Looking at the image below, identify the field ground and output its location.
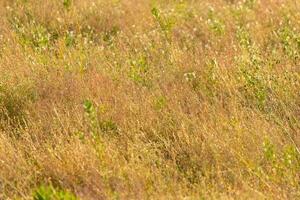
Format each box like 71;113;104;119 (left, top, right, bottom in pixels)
0;0;299;199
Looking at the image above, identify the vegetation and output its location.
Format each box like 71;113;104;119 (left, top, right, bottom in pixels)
0;0;299;199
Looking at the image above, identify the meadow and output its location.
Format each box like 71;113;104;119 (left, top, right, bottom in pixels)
0;0;299;199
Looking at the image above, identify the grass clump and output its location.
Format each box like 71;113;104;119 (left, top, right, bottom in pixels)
0;81;35;127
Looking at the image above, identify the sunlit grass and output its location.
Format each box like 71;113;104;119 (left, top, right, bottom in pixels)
0;0;299;199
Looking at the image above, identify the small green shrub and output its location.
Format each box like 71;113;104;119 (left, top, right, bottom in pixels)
185;59;222;101
83;100;118;137
151;7;176;41
207;8;225;36
203;59;221;98
103;26;119;46
129;55;151;87
63;0;72;10
9;15;57;51
244;0;257;9
33;185;78;200
99;120;118;133
65;31;76;47
239;66;268;110
236;26;252;50
263;139;276;162
235;26;270;110
154;96;167;110
276;19;300;61
259;139;300;186
83;99;98;137
283;145;300;169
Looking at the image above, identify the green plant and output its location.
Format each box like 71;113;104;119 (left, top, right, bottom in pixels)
276;19;300;61
240;66;268;110
9;15;56;50
63;0;72;10
282;145;300;170
83;99;98;137
154;96;167;110
244;0;257;9
236;26;252;50
129;55;151;86
65;31;75;47
263;139;276;162
103;26;119;46
151;7;176;41
83;100;118;136
33;185;78;200
203;58;221;98
207;8;225;36
235;25;269;110
99;119;118;133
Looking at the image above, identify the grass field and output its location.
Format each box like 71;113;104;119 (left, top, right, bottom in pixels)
0;0;299;199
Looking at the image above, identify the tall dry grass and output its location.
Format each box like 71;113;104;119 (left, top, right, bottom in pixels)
0;0;299;199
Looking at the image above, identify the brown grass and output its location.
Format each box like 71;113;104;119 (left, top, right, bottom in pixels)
0;0;299;199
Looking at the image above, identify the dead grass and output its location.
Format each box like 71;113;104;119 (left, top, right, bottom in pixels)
0;0;299;199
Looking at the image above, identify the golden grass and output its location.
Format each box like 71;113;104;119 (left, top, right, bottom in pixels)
0;0;299;199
